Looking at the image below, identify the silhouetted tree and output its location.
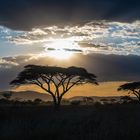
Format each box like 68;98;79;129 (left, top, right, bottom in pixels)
1;92;12;100
10;65;98;108
110;98;117;103
83;97;94;105
34;98;43;104
120;96;133;104
118;82;140;103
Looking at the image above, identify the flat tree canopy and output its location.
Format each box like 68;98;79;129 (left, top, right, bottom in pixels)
10;65;98;107
118;82;140;102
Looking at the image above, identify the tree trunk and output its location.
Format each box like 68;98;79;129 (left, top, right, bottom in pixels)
57;97;62;107
52;96;58;109
138;96;140;104
52;96;61;110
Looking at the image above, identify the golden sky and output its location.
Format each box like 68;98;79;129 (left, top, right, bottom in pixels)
14;81;128;98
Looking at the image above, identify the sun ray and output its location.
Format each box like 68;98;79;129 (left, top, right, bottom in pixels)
43;38;80;60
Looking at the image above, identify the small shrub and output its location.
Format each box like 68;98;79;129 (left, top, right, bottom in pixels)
33;98;43;105
93;102;102;108
61;99;70;105
70;100;81;106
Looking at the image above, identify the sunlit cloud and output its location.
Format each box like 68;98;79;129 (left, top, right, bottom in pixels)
0;58;19;68
0;26;24;41
0;20;139;56
0;21;140;56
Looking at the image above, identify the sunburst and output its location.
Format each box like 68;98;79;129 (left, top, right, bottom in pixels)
44;38;78;60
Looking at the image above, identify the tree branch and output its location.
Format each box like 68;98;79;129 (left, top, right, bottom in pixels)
59;79;81;99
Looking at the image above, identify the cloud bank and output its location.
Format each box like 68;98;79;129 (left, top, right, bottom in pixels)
1;54;140;90
10;21;140;56
0;0;139;30
0;21;140;90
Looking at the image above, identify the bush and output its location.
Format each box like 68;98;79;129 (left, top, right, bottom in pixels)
33;98;43;105
93;101;102;108
70;100;81;106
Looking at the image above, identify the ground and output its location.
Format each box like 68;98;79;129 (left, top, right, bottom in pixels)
0;104;140;140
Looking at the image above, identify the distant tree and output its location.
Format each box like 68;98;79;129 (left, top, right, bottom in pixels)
1;92;12;100
118;82;140;103
33;98;43;104
110;98;117;103
26;100;33;105
120;96;133;104
83;97;94;105
10;65;98;108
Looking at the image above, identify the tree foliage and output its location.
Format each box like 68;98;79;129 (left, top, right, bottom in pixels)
118;82;140;103
10;65;98;107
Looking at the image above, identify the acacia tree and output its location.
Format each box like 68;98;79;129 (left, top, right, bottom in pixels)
10;65;98;107
118;82;140;103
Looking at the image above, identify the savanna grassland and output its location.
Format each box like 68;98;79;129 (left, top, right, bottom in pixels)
0;102;140;140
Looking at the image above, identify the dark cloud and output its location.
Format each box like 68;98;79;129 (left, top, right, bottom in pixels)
85;54;140;81
78;42;106;48
46;48;83;52
1;54;140;90
63;48;83;53
0;0;139;30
